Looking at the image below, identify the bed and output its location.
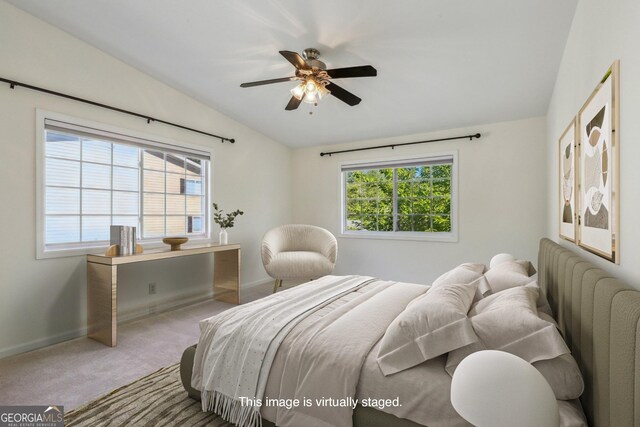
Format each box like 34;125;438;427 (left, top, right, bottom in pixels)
180;238;639;426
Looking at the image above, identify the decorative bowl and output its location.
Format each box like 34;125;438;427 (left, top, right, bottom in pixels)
162;237;189;251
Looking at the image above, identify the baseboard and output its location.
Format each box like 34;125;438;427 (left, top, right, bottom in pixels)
0;327;89;360
0;294;211;360
0;278;272;360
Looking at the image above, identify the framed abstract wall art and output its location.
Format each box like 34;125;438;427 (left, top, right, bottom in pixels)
577;60;620;263
559;120;576;242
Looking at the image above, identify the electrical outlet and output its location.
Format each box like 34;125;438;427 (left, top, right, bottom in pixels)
148;282;157;295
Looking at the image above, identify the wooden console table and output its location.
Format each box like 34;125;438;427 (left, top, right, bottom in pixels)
86;243;240;347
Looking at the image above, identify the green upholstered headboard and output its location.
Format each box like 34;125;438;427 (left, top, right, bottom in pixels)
538;238;640;427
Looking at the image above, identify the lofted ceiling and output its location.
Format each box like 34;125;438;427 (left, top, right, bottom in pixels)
8;0;578;148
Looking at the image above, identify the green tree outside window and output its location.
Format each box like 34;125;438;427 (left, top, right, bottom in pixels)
345;163;452;233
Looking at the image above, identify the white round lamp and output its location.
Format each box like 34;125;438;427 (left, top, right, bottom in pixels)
450;350;559;427
489;253;516;268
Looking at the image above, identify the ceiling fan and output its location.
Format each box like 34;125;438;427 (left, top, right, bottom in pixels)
240;48;377;111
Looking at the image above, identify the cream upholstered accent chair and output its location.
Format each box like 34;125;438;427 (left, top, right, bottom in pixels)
261;224;338;293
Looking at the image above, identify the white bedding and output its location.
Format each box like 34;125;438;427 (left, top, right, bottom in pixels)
264;280;427;427
359;341;588;427
192;275;377;427
359;347;465;427
193;275;588;427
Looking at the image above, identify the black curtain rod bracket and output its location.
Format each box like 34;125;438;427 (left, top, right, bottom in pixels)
319;133;481;157
1;76;235;144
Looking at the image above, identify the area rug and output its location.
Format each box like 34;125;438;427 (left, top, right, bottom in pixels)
65;364;233;426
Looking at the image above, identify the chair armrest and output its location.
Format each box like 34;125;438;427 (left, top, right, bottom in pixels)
317;232;338;264
261;229;284;267
261;239;276;266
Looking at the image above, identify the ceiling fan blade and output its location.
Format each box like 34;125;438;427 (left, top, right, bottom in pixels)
279;50;310;70
326;82;361;106
240;77;295;88
326;65;377;79
285;95;303;110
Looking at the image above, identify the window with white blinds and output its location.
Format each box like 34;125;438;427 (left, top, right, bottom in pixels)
340;154;458;241
39;115;211;256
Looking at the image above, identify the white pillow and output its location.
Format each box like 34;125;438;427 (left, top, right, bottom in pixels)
533;352;584;400
432;263;486;300
489;253;516;268
526;309;584;399
445;285;569;376
538;311;557;325
526;282;554;317
489;253;537;275
519;260;537;276
377;282;479;376
432;263;486;288
483;260;534;294
468;275;492;301
491;260;528;275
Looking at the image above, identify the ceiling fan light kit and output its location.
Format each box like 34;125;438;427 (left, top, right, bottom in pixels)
290;71;330;105
240;48;377;111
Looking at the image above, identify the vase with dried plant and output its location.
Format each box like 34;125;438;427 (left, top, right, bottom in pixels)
213;202;244;245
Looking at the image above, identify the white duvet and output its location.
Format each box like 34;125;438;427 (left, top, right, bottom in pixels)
192;275;588;427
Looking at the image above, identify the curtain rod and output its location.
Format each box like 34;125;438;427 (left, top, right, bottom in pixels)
319;133;481;157
0;76;235;144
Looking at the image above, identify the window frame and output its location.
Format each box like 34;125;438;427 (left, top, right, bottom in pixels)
36;109;214;259
339;151;458;242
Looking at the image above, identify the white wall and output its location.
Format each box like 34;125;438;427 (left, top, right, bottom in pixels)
546;0;640;287
0;1;291;358
291;117;547;284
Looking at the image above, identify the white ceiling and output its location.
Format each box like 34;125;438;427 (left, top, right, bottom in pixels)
8;0;577;148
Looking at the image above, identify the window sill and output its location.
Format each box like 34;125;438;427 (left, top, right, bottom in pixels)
339;231;458;243
37;236;214;259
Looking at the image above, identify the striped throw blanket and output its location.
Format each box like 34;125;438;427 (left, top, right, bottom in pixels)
191;275;375;427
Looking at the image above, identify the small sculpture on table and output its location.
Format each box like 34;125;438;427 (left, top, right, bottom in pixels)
162;237;189;251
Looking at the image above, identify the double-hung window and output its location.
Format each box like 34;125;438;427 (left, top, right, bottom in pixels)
341;154;457;241
38;112;211;258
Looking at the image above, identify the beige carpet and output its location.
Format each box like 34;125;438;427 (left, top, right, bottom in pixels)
0;282;287;411
65;364;232;427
